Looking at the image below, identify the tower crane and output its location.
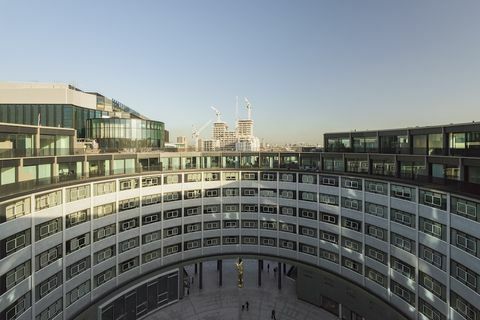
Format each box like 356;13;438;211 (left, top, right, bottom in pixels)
244;98;252;120
192;119;212;151
211;106;222;122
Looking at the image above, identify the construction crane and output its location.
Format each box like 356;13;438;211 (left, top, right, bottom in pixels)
192;119;212;151
211;106;222;122
244;98;252;120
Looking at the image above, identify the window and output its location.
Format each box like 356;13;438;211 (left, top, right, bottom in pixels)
36;218;62;240
280;223;295;233
164;209;180;220
420;245;444;269
66;279;90;306
321;176;337;186
261;221;276;230
185;206;201;216
119;257;139;273
320;249;339;263
224;220;239;228
343;178;361;190
366;224;386;241
261;173;276;181
419;298;446;320
366;267;386;287
391;184;415;201
164;227;180;238
185;223;201;233
453;229;477;255
365;181;387;195
119;237;139;253
36;297;62;320
224;172;238;181
279;190;295;199
205;188;219;197
342;257;361;273
142;213;160;225
67;233;90;254
319;193;339;206
143;231;161;244
321;213;338;224
223;188;239;197
4;197;31;221
260;205;276;214
242;204;257;212
391;233;415;253
391;281;414;305
66;209;89;228
300;191;316;202
185;173;202;182
391;257;415;280
451;291;479;320
94;267;115;288
164;244;180;255
94;246;115;265
204;237;220;246
300;209;316;220
365;246;386;264
94;202;115;219
391;209;415;228
321;231;338;244
185;190;201;199
164;192;180;202
420;217;444;239
242;236;257;245
94;181;116;196
342;218;361;232
36;245;62;270
142;194;161;206
365;202;386;218
261;237;276;246
204;172;220;181
164;174;180;184
452;260;478;290
420;272;444;299
67;257;90;280
142;249;161;263
342;197;361;211
223;236;239;244
119;178;138;191
142;176;160;187
118;197;139;211
5;292;31;320
204;205;220;213
280;239;295;250
242;220;257;228
94;224;116;241
223;204;239;212
260;189;276;197
37;272;62;300
5;260;31;290
452;196;479;221
242;172;257;180
35;190;62;210
300;226;316;237
185;240;201;250
242;188;257;196
420;190;446;209
280;206;296;216
4;229;31;257
204;221;220;230
343;238;361;252
280;173;294;182
301;174;315;184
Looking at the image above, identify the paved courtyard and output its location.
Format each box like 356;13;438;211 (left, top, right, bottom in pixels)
146;259;337;320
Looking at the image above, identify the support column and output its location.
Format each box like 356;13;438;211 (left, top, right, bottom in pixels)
179;266;185;299
277;262;282;290
218;260;223;286
199;262;203;290
258;260;262;287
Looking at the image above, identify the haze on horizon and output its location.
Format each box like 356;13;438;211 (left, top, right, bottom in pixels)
1;0;479;145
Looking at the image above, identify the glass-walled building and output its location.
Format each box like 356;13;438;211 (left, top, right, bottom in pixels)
86;118;164;151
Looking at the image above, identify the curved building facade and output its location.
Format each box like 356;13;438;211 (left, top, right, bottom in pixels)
1;160;480;320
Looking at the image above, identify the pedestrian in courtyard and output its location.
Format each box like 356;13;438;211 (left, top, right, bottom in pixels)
242;304;245;311
245;301;249;310
271;309;276;319
267;263;270;272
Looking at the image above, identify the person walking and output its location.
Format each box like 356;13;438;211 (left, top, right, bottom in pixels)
271;309;276;319
267;264;270;272
242;304;245;311
245;301;249;310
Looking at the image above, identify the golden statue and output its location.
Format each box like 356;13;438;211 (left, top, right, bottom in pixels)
235;257;244;288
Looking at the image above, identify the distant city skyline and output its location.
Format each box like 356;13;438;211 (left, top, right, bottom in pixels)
1;0;479;144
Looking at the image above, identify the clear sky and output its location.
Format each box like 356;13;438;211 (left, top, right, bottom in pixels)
1;0;479;145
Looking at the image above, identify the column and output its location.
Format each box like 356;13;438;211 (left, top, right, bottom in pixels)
277;262;282;290
179;266;185;299
258;260;262;287
218;260;223;286
199;262;203;290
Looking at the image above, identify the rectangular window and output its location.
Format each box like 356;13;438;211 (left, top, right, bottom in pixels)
142;212;160;225
343;237;361;252
204;172;220;181
118;197;139;211
35;190;62;211
5;260;31;290
451;196;479;221
242;172;257;180
4;292;31;320
391;233;415;254
37;272;62;301
365;202;386;218
164;244;180;256
365;246;386;264
204;221;220;230
4;229;31;257
36;217;62;240
94;181;116;196
36;245;62;270
420;245;444;270
223;188;239;197
94;202;116;219
66;209;89;228
300;226;316;238
280;173;295;182
205;188;219;197
185;206;201;216
94;267;115;288
204;205;220;213
164;226;181;238
300;191;316;202
242;188;257;196
391;184;415;201
300;209;317;220
420;190;446;210
224;220;239;228
453;229;477;255
3;197;31;221
94;224;116;241
365;181;387;195
94;246;115;265
342;218;361;232
320;249;339;263
342;257;361;273
366;224;387;241
119;237;139;253
142;231;161;244
142;249;161;263
142;194;161;206
119;178;139;191
142;176;161;187
67;257;91;280
391;257;415;280
321;176;337;186
119;257;139;273
391;209;415;228
280;206;295;216
319;193;339;206
164;209;180;220
242;236;257;245
321;231;338;244
67;233;90;254
204;237;220;246
35;297;62;320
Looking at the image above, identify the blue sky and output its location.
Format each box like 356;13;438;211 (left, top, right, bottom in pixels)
1;0;479;144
